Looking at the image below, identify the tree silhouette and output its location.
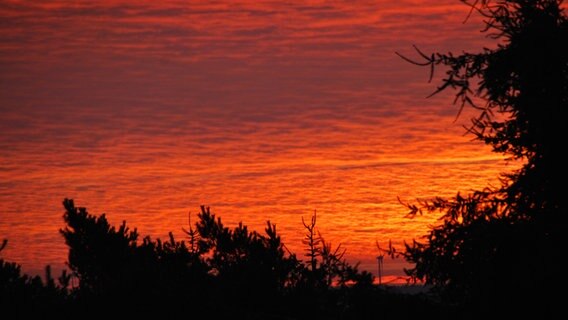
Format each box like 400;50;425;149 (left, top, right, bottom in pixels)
299;212;373;290
0;240;69;318
59;199;210;317
4;198;463;319
284;212;376;319
400;0;567;315
302;212;321;276
57;200;382;318
193;205;298;316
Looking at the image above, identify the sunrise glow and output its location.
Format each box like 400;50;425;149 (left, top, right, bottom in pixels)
0;0;519;280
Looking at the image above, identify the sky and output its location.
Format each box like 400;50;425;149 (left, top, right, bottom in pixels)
0;0;519;282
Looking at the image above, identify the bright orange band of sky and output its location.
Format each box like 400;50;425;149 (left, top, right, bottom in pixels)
0;0;522;282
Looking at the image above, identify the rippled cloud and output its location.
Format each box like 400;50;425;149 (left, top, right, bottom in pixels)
0;1;518;278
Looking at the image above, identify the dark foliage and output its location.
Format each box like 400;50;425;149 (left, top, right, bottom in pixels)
59;199;210;317
193;205;297;316
286;212;376;319
2;199;464;319
1;199;390;319
400;0;567;316
0;240;69;319
5;2;562;318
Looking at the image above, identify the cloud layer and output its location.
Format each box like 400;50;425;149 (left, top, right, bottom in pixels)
0;0;517;278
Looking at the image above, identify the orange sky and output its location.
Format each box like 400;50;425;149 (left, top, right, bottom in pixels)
0;0;520;282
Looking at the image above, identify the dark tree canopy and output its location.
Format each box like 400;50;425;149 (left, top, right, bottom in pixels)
55;200;378;318
402;0;567;315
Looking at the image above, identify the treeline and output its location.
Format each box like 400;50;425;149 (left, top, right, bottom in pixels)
0;199;447;319
4;1;564;318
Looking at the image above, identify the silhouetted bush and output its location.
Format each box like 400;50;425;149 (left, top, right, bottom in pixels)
59;199;210;317
3;199;469;319
0;240;69;319
53;200;384;318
